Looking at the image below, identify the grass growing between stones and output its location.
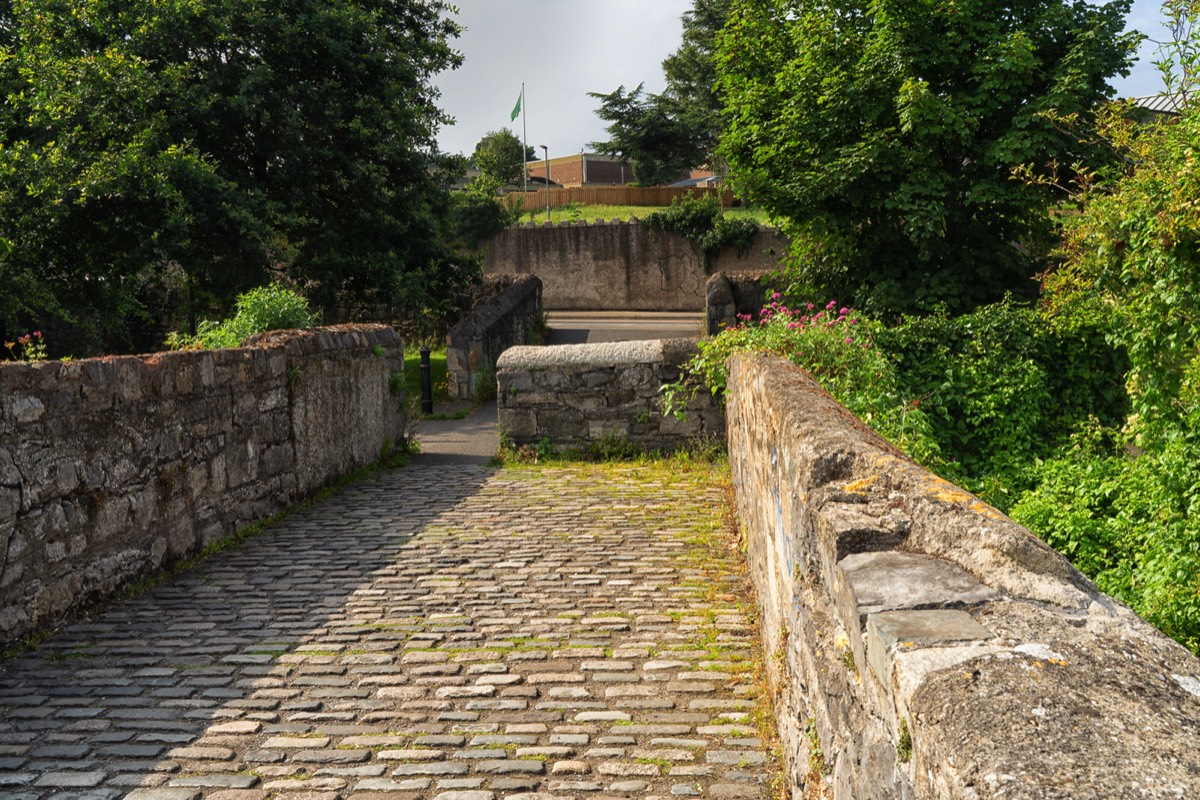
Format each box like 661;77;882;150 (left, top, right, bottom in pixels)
488;456;785;789
494;432;726;468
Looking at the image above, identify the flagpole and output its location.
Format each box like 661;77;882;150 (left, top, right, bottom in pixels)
521;83;528;193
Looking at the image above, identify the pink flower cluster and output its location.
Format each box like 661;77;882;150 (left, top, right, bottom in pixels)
730;295;867;347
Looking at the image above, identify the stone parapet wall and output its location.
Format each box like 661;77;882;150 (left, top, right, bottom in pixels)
0;325;404;646
724;353;1200;799
483;221;787;311
446;274;543;400
496;339;722;450
705;271;771;335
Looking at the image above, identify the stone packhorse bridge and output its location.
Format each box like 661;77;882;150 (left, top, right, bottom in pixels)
3;277;1200;797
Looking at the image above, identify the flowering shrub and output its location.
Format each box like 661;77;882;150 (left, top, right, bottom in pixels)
3;331;48;362
662;297;943;465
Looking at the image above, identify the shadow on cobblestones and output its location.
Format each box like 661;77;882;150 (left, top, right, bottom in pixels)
0;460;774;800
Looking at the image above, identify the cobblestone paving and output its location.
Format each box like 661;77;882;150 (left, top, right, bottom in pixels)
0;462;775;800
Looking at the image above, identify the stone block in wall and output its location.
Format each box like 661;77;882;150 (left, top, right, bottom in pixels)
496;338;722;451
705;271;771;336
724;353;1200;799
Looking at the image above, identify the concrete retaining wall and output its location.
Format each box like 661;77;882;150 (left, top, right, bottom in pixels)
446;274;543;401
725;353;1200;798
496;339;722;450
483;221;787;311
0;325;405;646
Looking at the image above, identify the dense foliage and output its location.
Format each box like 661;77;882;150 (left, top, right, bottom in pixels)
676;0;1200;653
1009;0;1200;651
643;194;759;268
873;302;1128;508
716;0;1139;316
447;179;522;249
0;0;466;355
673;292;1198;650
675;70;1200;644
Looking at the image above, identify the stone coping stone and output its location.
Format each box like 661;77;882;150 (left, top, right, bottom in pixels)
497;338;698;370
837;550;1000;628
866;609;994;690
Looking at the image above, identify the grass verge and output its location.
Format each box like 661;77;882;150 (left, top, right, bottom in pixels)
518;202;777;226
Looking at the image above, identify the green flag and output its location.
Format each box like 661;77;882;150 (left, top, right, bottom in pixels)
511;92;522;122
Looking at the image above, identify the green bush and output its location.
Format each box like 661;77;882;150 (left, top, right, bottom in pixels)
644;194;760;269
1011;426;1200;653
450;177;520;248
167;284;318;350
644;194;722;242
873;299;1128;508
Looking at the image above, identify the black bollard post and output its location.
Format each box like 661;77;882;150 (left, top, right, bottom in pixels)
419;346;433;415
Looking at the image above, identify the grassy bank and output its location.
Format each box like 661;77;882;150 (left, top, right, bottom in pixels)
517;202;776;226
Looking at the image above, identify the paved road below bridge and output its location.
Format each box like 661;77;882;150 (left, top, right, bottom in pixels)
0;459;775;800
544;313;705;345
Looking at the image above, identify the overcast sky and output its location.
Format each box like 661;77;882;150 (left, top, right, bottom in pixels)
433;0;1175;160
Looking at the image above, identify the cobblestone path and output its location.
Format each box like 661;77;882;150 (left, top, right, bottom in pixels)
0;462;775;800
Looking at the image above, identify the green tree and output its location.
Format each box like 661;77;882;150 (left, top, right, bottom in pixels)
589;0;733;185
471;129;535;186
1043;0;1200;450
717;0;1139;316
588;84;704;186
661;0;732;171
0;0;465;354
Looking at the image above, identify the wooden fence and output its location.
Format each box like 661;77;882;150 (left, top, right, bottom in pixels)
503;185;735;211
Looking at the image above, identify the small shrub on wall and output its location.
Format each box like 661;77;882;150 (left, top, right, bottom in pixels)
644;194;760;270
166;285;318;350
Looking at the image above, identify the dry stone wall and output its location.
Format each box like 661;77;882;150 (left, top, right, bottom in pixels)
496;339;722;450
0;325;404;646
724;353;1200;799
483;220;787;311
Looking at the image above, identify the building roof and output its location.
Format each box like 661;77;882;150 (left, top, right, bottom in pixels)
530;152;631;168
669;175;724;188
1128;93;1188;115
